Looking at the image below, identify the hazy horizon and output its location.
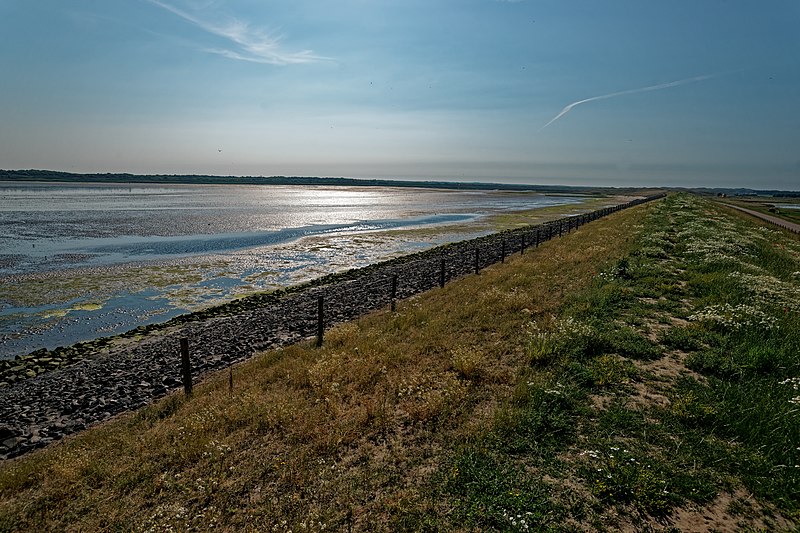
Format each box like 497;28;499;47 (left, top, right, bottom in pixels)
1;1;798;189
3;168;798;193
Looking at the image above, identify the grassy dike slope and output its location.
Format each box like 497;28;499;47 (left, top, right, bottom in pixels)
1;194;798;531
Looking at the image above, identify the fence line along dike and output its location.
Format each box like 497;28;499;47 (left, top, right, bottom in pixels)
0;194;664;460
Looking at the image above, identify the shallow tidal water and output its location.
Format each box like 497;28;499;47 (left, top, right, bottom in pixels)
0;182;587;358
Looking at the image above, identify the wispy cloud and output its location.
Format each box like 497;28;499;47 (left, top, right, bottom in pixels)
540;73;717;131
147;0;328;65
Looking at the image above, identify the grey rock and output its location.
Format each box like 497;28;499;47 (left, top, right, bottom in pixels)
2;437;23;449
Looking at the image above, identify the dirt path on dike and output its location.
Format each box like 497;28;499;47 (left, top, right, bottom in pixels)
722;203;800;234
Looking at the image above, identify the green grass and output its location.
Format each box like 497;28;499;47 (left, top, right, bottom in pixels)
500;192;798;525
2;193;798;531
491;370;587;457
582;194;800;520
438;447;565;530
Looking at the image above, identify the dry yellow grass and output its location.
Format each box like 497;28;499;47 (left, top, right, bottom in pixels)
0;203;648;532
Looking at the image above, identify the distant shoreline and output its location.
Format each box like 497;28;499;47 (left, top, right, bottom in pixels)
4;169;798;196
0;169;634;195
0;178;589;197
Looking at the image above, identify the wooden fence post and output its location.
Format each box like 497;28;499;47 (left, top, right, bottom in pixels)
316;295;324;347
180;337;192;396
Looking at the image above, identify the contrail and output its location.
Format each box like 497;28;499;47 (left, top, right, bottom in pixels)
539;73;717;131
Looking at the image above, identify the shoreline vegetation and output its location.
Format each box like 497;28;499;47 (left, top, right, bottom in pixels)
1;193;798;531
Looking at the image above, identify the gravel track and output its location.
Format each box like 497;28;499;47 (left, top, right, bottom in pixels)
722;203;800;234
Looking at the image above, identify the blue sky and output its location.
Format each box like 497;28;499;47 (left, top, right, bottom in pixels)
1;1;798;189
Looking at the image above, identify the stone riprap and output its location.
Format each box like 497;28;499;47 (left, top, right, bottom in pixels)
0;195;663;459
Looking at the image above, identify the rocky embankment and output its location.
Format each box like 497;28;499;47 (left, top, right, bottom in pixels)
0;196;662;459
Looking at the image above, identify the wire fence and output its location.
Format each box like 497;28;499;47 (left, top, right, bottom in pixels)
0;193;667;460
176;193;666;392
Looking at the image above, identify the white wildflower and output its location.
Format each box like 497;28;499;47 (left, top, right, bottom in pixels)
689;303;778;330
780;378;800;391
